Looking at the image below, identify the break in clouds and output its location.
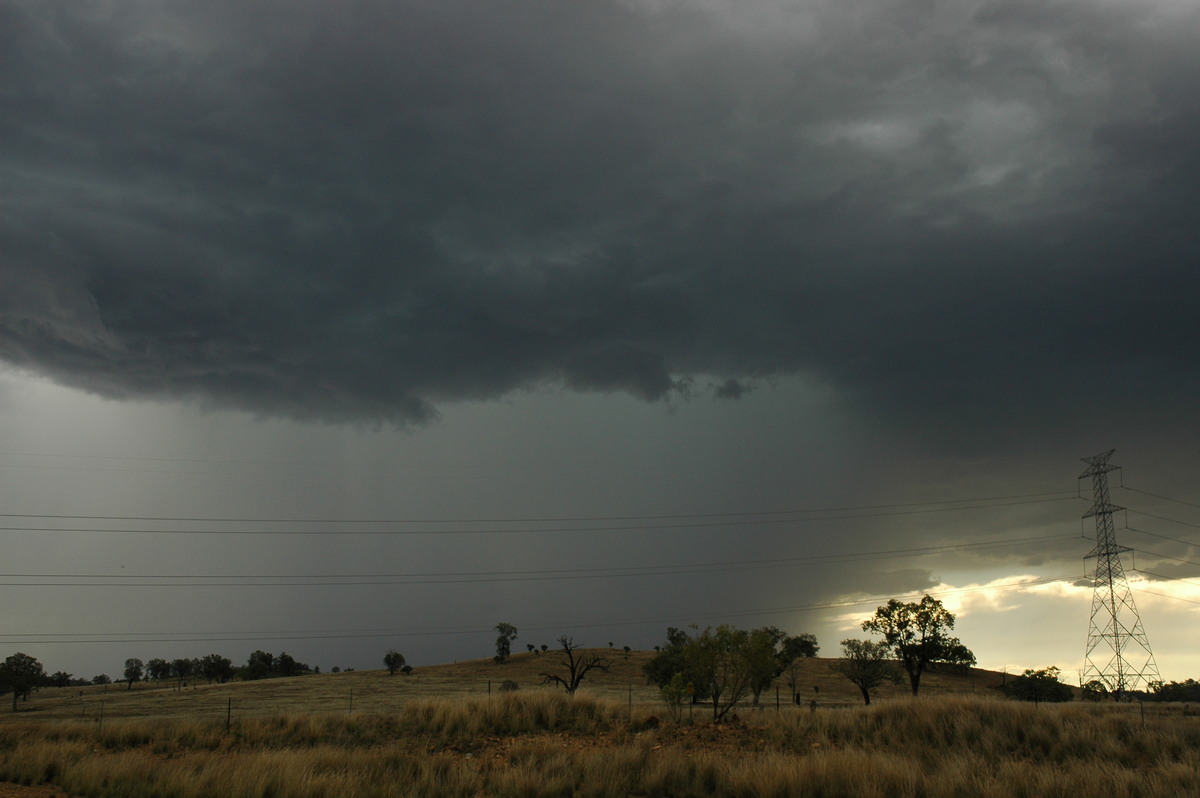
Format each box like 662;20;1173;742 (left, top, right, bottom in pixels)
1;0;1197;441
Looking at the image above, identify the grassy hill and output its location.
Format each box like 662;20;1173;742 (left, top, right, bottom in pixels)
3;654;1195;798
8;650;1011;723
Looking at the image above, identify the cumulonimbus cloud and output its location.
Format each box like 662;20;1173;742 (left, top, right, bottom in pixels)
1;0;1197;438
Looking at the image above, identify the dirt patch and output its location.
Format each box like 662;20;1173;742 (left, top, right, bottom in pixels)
0;784;70;798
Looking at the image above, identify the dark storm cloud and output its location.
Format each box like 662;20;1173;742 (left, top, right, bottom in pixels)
713;379;752;401
2;0;1197;439
841;567;940;597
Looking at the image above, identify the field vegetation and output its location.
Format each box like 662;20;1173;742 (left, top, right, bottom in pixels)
2;652;1199;797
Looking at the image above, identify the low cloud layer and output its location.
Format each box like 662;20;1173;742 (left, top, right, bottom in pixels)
2;0;1197;441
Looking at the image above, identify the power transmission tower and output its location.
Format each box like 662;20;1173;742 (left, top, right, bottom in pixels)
1080;449;1160;697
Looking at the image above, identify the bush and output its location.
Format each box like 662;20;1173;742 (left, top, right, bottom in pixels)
1152;679;1200;702
1004;667;1073;703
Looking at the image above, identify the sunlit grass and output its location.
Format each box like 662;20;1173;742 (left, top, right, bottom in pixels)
3;690;1199;797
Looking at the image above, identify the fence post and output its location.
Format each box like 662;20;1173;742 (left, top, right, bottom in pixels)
226;697;232;733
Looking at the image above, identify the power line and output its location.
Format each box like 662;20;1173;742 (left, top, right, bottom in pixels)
1130;547;1200;571
1135;589;1200;607
1119;485;1200;512
1125;525;1198;551
0;495;1079;536
0;575;1076;645
1131;569;1200;588
0;490;1077;526
1126;509;1200;531
0;533;1076;587
0;449;594;473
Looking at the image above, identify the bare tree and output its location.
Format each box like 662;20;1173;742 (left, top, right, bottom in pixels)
540;636;610;694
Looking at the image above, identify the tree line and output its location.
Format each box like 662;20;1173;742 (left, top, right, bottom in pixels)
0;649;323;709
119;651;318;688
6;595;1194;713
642;595;979;714
643;625;821;720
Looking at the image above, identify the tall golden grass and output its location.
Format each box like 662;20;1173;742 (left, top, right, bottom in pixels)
3;692;1199;797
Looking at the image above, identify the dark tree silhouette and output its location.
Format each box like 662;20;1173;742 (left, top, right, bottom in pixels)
383;649;406;675
146;658;171;682
540;636;610;694
123;658;144;690
0;653;45;711
170;658;193;688
200;654;234;684
494;622;518;663
1003;667;1074;703
863;595;974;696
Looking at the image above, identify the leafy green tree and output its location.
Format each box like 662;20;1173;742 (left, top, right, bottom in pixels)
540;636;610;694
274;652;299;677
92;674;112;685
746;627;786;706
494;623;518;664
659;672;691;722
1003;667;1074;703
0;653;46;711
146;658;171;682
384;649;407;675
48;671;73;688
780;633;821;702
646;625;764;720
689;625;760;720
170;658;193;687
644;627;705;701
123;658;144;690
199;654;234;684
745;627;820;705
246;650;273;680
780;633;819;660
862;595;974;696
831;639;900;705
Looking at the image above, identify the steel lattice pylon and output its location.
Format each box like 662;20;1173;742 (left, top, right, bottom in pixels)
1080;450;1160;697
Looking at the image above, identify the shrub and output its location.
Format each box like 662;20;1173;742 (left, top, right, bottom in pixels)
1004;667;1074;703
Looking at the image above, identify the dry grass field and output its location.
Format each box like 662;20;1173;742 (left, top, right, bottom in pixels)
2;651;1198;797
2;650;1005;723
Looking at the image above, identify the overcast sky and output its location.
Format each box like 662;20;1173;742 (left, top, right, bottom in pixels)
2;0;1198;685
